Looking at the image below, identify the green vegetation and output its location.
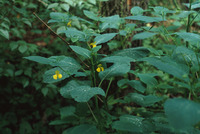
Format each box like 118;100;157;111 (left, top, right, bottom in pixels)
1;0;200;133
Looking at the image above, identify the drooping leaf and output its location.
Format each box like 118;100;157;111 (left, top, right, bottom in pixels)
99;63;130;80
129;93;163;107
112;115;144;133
164;98;200;130
173;32;200;44
137;73;158;87
62;124;98;134
69;45;91;59
132;32;157;40
94;33;117;45
60;80;105;102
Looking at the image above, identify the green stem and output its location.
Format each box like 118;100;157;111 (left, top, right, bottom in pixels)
186;0;192;47
87;102;98;123
105;78;113;98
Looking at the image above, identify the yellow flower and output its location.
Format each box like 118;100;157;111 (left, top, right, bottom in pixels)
96;64;104;72
53;70;62;80
67;20;72;27
90;41;97;48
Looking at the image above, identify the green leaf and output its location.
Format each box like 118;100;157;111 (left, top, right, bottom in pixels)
61;4;70;12
131;6;144;15
69;45;91;59
60;80;105;102
137;73;158;87
173;32;200;43
0;29;9;39
112;115;144;133
94;33;117;45
129;93;162;107
113;47;149;60
127;80;146;93
48;56;81;73
99;63;130;80
62;124;98;134
164;98;200;130
43;67;70;83
99;15;125;30
83;10;99;21
9;42;19;51
140;56;189;81
125;15;164;23
100;56;134;64
47;3;59;9
132;32;157;40
18;45;28;53
24;56;52;64
60;106;76;119
176;11;196;18
152;6;176;15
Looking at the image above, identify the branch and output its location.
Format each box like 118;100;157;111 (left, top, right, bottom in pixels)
33;12;90;69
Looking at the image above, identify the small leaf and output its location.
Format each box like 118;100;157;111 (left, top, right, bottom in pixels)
94;33;117;45
60;106;76;119
61;4;70;12
131;6;144;15
132;32;157;40
69;45;91;59
129;93;162;107
83;10;99;21
18;45;28;53
137;73;158;87
100;56;134;64
127;80;146;93
0;29;9;39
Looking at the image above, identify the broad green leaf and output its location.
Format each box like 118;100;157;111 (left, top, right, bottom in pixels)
129;93;162;107
70;45;91;59
131;6;144;15
140;56;189;81
132;32;157;40
43;67;70;83
99;15;125;30
9;42;18;51
60;106;76;119
48;12;69;23
0;29;9;39
48;56;81;73
173;32;200;43
127;80;146;93
60;80;105;102
48;3;59;9
61;4;70;12
137;73;158;87
107;40;120;50
100;56;134;64
18;45;28;53
83;10;99;21
99;63;130;80
62;124;97;134
152;6;176;16
183;2;200;9
164;98;200;130
113;47;149;60
112;115;144;133
125;15;164;23
24;56;51;64
176;11;196;18
94;33;117;45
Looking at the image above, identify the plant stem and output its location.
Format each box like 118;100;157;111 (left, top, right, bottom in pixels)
186;0;192;47
87;102;98;123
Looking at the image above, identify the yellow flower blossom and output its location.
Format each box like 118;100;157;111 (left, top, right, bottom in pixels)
67;20;72;27
53;70;62;80
96;64;104;72
90;41;97;48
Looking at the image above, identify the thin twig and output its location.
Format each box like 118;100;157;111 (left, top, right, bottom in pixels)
87;102;98;123
33;12;90;69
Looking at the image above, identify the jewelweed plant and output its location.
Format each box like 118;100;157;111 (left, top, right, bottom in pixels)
25;1;200;133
